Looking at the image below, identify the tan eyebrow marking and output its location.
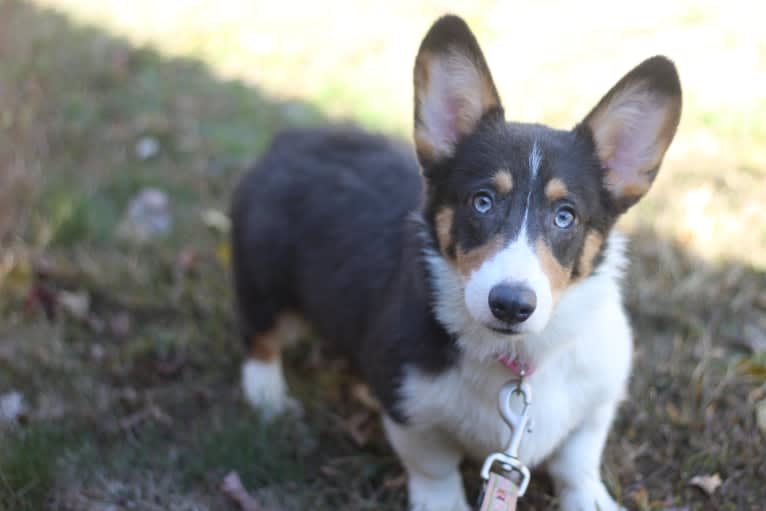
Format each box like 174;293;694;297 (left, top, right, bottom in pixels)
545;178;569;201
492;170;513;194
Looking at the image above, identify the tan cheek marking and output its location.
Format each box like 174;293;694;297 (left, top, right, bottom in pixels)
434;207;454;255
576;230;604;278
535;238;572;298
492;170;513;194
454;235;504;278
544;178;568;201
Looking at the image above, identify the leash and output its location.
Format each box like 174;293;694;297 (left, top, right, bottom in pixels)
476;380;532;511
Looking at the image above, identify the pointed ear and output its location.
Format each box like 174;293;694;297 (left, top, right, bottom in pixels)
580;56;682;211
413;15;503;169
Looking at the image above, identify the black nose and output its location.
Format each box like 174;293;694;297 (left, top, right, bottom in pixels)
488;284;537;324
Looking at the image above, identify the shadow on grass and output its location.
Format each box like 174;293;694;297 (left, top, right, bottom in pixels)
1;1;764;511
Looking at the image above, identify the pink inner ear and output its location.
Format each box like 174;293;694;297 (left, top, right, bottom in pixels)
419;82;461;157
595;95;668;194
416;50;493;160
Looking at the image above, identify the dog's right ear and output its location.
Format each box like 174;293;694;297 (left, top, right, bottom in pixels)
413;15;503;170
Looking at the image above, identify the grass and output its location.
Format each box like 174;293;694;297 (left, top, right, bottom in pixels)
0;425;84;511
0;0;764;510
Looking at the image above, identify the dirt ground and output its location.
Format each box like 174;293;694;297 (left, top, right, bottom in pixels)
1;1;764;510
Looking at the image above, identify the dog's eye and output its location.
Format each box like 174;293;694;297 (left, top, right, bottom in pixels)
472;192;494;214
554;205;576;229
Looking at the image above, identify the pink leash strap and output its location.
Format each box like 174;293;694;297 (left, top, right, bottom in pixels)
476;380;533;511
478;472;520;511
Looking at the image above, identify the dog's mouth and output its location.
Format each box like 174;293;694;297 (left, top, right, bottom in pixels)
487;324;523;336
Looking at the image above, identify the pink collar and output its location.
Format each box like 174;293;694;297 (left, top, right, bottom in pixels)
497;353;534;377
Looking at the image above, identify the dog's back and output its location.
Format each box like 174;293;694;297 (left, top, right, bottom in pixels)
231;128;422;376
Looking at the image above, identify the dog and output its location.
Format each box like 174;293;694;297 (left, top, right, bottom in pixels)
230;15;681;511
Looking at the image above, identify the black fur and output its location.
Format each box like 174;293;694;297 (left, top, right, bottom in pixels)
231;127;456;421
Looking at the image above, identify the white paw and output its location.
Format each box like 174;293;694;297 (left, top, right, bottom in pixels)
242;359;303;421
559;484;624;511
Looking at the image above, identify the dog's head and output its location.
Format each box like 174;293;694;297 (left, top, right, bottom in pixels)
415;15;681;338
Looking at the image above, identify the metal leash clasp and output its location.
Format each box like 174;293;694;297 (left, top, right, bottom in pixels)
480;380;533;498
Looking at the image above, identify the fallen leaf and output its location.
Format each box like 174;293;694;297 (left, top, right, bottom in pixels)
24;282;56;319
135;136;160;160
628;486;648;508
350;382;381;412
689;473;722;496
336;411;375;446
738;354;766;379
216;241;231;269
57;290;90;320
201;208;231;234
756;399;766;434
0;390;26;423
665;402;685;425
221;471;261;511
742;323;766;354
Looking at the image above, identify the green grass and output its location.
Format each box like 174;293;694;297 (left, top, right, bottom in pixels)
0;0;764;509
0;425;85;511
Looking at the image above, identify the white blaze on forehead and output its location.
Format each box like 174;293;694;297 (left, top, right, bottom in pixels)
529;141;542;180
520;141;543;235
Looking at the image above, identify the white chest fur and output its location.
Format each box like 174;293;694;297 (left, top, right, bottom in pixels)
399;238;634;468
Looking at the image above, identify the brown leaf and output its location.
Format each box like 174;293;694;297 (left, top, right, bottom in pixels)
221;471;262;511
24;282;56;319
336;411;375;446
688;473;722;496
350;382;381;412
665;402;685;425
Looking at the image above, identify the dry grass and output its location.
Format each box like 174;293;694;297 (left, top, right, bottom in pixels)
0;1;764;510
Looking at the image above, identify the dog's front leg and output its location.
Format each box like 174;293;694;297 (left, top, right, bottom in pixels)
546;402;625;511
383;415;469;511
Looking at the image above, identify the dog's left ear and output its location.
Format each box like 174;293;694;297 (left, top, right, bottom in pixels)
580;56;682;211
413;15;503;170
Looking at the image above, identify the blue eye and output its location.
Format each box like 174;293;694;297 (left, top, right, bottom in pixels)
472;192;494;214
554;206;576;229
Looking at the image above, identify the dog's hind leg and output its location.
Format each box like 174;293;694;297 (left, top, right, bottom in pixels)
241;313;307;421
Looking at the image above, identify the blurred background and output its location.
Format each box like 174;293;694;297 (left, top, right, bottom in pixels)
1;1;764;510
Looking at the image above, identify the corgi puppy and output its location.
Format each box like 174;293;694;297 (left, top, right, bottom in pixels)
231;15;681;511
